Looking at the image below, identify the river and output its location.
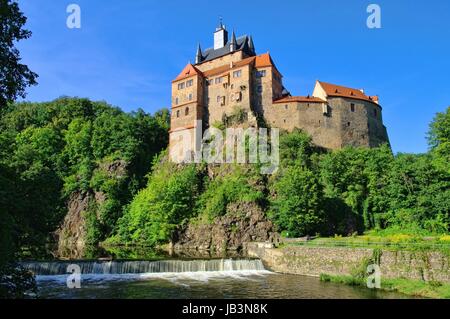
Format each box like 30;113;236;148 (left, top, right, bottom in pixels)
21;258;409;299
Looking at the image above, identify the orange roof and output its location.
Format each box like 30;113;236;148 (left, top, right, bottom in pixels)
273;96;326;104
255;53;274;68
318;81;378;103
202;56;256;77
173;64;201;82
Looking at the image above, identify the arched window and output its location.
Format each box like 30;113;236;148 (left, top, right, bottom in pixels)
185;107;189;116
176;110;180;118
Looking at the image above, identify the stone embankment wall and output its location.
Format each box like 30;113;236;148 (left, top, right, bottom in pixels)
246;242;450;283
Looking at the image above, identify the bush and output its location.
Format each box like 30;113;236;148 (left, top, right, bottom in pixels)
115;157;201;246
269;166;325;237
196;165;265;221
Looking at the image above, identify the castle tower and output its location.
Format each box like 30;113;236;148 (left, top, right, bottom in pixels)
169;64;204;162
214;20;228;50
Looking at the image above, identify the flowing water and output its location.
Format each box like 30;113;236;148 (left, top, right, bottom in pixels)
21;259;410;299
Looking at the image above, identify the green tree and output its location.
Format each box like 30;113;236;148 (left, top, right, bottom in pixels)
428;106;450;173
269;166;325;237
384;153;450;233
279;129;316;168
115;157;201;246
196;164;265;221
0;0;38;107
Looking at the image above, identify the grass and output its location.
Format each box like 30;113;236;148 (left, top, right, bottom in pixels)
320;274;450;299
283;231;450;253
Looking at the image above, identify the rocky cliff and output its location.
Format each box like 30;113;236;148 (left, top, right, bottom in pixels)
171;201;279;254
55;160;128;258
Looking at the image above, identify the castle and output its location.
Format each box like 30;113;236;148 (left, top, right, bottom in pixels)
169;22;389;161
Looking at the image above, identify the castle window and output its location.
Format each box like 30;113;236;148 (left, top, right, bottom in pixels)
283;119;286;123
285;105;288;110
350;103;355;112
178;82;185;90
257;85;263;93
233;70;242;78
176;110;180;118
175;97;179;105
188;93;193;101
186;79;193;87
217;95;221;103
215;77;223;84
256;70;266;77
347;122;351;127
185;107;189;116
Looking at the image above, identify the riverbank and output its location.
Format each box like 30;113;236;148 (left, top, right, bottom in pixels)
246;242;450;298
320;274;450;299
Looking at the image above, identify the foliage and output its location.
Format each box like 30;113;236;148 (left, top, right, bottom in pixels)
0;0;38;107
269;165;324;237
382;153;450;233
196;164;265;222
428;106;450;174
320;273;450;299
114;156;201;246
0;97;169;260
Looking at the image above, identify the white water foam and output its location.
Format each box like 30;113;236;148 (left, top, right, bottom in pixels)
35;269;273;286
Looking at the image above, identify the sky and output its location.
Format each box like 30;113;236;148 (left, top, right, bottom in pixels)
16;0;450;154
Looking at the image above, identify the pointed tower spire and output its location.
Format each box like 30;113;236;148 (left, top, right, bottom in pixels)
195;43;203;64
248;35;255;53
230;30;237;52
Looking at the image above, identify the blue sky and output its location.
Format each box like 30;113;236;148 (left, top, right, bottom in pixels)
16;0;450;154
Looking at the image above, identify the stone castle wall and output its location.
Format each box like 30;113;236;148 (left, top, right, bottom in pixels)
246;243;450;283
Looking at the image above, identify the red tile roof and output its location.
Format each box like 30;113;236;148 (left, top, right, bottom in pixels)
255;53;274;68
202;56;256;77
318;81;379;103
273;96;326;104
173;64;201;82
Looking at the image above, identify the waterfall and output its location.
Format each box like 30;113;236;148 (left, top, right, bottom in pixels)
20;259;266;276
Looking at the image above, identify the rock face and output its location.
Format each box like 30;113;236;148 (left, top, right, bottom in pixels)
54;191;92;258
172;201;279;254
54;160;127;258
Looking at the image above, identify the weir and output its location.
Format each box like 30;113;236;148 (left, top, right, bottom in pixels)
20;259;266;276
